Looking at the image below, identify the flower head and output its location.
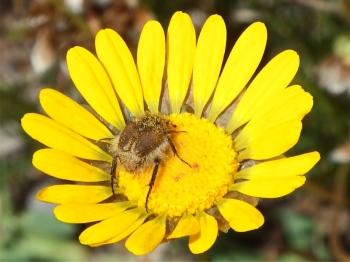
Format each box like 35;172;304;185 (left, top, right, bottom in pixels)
21;11;320;255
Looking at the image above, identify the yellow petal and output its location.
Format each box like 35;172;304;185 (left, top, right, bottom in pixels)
235;86;313;160
21;113;111;162
167;214;200;239
36;185;112;204
230;176;306;198
188;212;218;254
39;88;113;141
97;213;148;246
96;29;144;116
193;15;226;116
33;149;110;182
208;22;267;121
226;50;300;133
237;119;302;161
79;208;145;245
235;86;313;153
137;21;165;113
54;202;131;223
167;11;196;113
66;47;124;129
125;215;166;255
236;152;320;180
217;199;264;232
249;85;313;123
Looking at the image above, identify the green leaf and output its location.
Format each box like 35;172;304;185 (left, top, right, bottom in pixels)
20;209;75;239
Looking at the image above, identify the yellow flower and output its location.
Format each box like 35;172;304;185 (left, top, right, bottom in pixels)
21;11;320;255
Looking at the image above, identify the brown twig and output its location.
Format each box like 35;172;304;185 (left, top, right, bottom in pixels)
329;165;350;262
304;181;350;207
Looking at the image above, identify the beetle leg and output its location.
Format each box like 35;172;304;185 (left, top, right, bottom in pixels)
145;158;160;212
167;137;191;167
110;156;118;196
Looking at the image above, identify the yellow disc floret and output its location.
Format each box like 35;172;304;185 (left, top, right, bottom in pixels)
118;113;237;217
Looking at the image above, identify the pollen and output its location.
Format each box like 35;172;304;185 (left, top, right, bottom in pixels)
118;113;238;217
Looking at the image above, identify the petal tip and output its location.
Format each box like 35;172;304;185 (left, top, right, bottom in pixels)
171;11;191;22
39;88;54;107
78;232;89;245
39;87;53;96
208;14;224;23
310;151;321;164
300;151;321;173
232;211;265;232
20;113;35;131
96;28;118;39
66;46;81;60
32;150;40;166
173;10;186;16
251;21;267;31
35;187;46;201
145;20;161;27
52;205;63;221
286;49;300;61
20;114;27;126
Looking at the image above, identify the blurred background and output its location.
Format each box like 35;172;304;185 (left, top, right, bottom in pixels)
1;0;350;261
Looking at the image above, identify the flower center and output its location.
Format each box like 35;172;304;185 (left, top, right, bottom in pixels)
118;113;237;217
